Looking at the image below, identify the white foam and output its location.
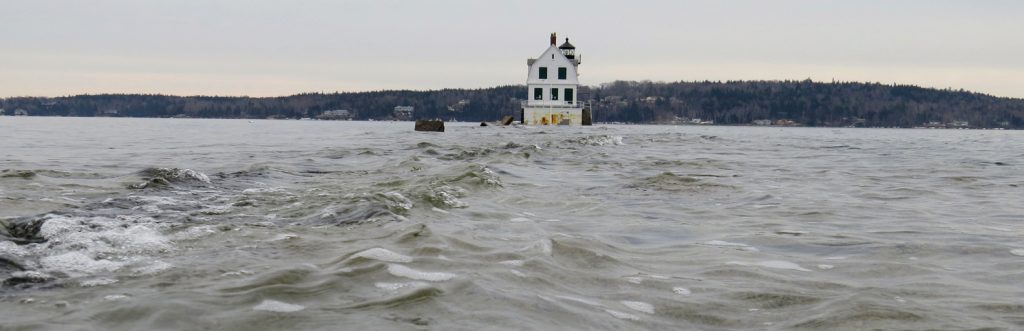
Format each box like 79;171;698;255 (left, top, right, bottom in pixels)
40;251;124;276
375;282;425;291
133;260;173;275
509;217;533;223
11;271;52;281
242;187;288;194
431;207;450;214
625;277;644;284
382;192;413;211
175;168;211;183
103;294;129;301
575;135;625;146
387;264;455;281
128;195;181;207
509;269;526;277
480;167;503;186
431;186;468;208
80;278;118;287
621;301;655;314
348;248;413;263
605;309;640;321
220;270;255;277
543;219;562;222
0;240;29;257
171;225;218;241
727;260;811;272
498;260;525;267
705;240;760;252
253;299;305;313
38;215;172;259
1011;249;1024;257
673;287;691;295
28;214;176;278
817;264;835;270
268;233;300;242
199;205;232;215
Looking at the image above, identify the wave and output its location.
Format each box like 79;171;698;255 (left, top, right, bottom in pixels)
629;172;732;192
1;213;174;289
130;167;211;189
564;135;625;146
1;169;110;180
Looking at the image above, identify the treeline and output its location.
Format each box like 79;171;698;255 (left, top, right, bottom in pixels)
0;86;523;122
589;80;1024;128
3;80;1023;128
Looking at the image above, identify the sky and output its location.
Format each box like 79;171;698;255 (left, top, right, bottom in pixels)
2;0;1022;98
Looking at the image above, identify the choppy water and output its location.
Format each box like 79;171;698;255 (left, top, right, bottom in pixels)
1;117;1022;330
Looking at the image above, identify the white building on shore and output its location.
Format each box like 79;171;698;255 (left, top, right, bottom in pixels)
521;33;591;125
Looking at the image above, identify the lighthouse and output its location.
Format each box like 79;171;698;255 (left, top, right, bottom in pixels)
521;33;592;125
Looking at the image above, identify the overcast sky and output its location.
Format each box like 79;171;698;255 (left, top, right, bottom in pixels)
2;0;1022;98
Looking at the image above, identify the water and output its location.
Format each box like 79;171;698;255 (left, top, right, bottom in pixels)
1;117;1022;330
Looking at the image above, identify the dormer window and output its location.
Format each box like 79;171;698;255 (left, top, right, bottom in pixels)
558;67;567;80
539;67;548;79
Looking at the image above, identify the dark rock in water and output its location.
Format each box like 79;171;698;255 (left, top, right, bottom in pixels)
2;272;52;288
415;120;444;132
2;217;46;244
479;116;514;127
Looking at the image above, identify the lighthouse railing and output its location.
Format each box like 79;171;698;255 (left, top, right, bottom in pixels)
522;100;586;108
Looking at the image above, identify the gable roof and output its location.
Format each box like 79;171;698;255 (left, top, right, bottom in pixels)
528;45;575;67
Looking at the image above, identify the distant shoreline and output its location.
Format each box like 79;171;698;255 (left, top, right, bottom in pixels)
2;116;1016;131
3;80;1022;129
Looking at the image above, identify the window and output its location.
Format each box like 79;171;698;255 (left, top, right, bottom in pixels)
534;88;542;100
565;88;574;104
539;67;548;79
551;88;559;101
558;67;567;80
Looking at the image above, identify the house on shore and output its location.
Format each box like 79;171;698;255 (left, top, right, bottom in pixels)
319;109;353;120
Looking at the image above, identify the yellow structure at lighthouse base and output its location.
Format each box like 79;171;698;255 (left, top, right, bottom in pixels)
523;107;584;126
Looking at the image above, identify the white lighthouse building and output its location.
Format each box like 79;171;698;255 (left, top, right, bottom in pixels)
521;33;591;125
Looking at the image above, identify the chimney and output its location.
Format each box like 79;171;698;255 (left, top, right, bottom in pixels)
550;33;556;45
